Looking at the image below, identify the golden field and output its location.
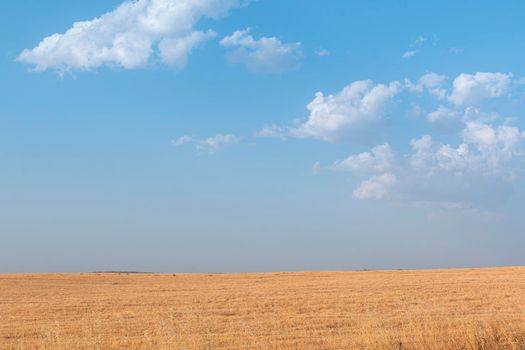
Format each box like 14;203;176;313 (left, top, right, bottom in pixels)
1;267;525;350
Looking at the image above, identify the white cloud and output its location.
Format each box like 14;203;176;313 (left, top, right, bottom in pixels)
315;49;330;57
18;0;242;73
196;134;239;154
426;105;499;127
400;123;524;213
220;28;302;73
331;143;394;173
406;72;447;99
402;50;418;59
289;80;402;142
257;124;288;139
409;72;515;106
401;36;427;59
322;119;524;209
407;71;515;113
448;72;512;106
173;133;238;154
158;29;217;68
462;122;523;172
260;71;518;148
285;71;523;211
172;135;194;146
353;173;397;200
345;122;523;208
426;106;461;123
409;135;471;175
461;107;499;124
410;122;524;177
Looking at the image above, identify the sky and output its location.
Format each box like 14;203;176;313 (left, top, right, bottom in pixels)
1;0;525;273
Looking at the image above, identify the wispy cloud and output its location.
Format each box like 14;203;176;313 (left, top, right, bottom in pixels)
315;49;330;57
402;35;428;59
173;133;239;154
402;50;419;59
172;135;194;146
414;35;428;45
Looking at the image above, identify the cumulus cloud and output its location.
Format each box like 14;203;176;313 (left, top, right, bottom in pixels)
409;135;471;175
406;72;448;99
260;71;519;144
158;29;217;68
268;70;523;211
289;80;402;142
448;72;512;106
353;173;397;200
407;71;515;107
172;133;238;154
404;71;516;134
220;28;303;73
425;107;500;133
258;80;402;143
398;122;525;213
426;106;461;123
331;143;394;173
345;121;524;206
323;120;524;209
18;0;243;73
410;122;524;178
462;122;524;173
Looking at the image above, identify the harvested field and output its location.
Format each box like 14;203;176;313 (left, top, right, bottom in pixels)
1;267;525;349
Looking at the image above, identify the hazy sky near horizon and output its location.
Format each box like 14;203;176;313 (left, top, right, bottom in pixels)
1;0;525;272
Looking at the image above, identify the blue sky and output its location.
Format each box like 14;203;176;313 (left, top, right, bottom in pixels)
1;0;525;272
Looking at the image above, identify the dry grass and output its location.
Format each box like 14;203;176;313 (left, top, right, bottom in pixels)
1;267;525;349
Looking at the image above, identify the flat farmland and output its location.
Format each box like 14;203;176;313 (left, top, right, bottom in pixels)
1;267;525;349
